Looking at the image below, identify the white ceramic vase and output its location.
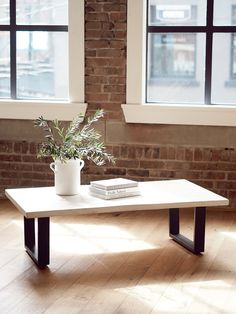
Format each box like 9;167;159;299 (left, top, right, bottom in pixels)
50;159;85;195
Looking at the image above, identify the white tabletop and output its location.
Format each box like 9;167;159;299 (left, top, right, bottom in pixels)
5;179;229;218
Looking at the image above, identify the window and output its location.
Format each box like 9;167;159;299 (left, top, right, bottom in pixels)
147;0;236;105
232;33;236;79
122;0;236;126
230;6;236;80
0;0;86;120
149;33;196;80
148;5;197;82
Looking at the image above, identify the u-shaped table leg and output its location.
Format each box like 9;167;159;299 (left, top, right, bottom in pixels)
169;207;206;254
24;216;50;268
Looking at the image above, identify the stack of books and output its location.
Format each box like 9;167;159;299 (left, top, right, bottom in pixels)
89;178;140;200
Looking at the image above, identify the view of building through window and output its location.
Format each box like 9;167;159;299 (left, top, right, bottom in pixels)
231;6;236;79
232;34;236;78
147;0;236;105
0;0;68;100
0;31;10;97
149;33;196;79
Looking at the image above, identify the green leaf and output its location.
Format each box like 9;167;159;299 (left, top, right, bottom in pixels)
34;109;115;166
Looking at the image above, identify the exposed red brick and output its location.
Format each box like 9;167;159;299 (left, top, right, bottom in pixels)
108;76;126;84
230;150;236;162
86;50;97;57
127;169;149;177
86;76;109;84
110;41;125;49
113;30;126;39
86;84;102;93
86;93;109;102
109;93;125;102
112;146;120;157
33;164;51;172
211;149;221;161
86;3;103;12
115;159;139;168
176;147;185;160
202;171;225;180
101;22;115;30
86;13;109;22
103;84;125;93
103;4;126;12
120;146;128;158
113;22;126;30
14;142;29;154
0;141;13;153
0;155;21;162
185;148;194;161
228;172;236;180
97;49;123;57
86;21;102;30
1;171;20;179
194;148;203;161
190;162;217;171
110;12;126;22
159;147;168;159
217;163;236;171
216;181;236;190
86;40;110;49
167;147;176;160
158;170;175;178
104;167;126;175
140;160;165;169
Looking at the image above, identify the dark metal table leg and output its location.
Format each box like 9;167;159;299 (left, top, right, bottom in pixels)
169;207;206;254
24;217;50;268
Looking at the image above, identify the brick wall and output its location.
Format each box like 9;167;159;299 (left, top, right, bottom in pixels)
0;0;236;210
85;0;126;119
2;140;235;208
0;141;53;196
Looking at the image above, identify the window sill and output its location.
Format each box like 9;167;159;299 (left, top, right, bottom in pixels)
121;103;236;126
0;100;87;121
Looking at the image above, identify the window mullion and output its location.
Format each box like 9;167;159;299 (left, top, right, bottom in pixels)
205;0;214;105
10;0;16;99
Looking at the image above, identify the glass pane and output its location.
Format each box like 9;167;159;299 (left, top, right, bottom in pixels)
0;0;9;24
16;31;68;100
0;31;10;98
232;34;236;78
214;0;235;26
147;33;206;104
148;0;207;26
211;33;236;105
16;0;68;25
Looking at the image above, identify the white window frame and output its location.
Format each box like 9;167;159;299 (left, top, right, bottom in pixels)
122;0;236;126
0;0;87;121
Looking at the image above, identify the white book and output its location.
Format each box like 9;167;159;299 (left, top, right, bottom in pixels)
90;178;138;190
90;190;141;200
89;185;140;196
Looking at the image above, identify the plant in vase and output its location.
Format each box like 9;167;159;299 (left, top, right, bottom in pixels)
34;109;115;195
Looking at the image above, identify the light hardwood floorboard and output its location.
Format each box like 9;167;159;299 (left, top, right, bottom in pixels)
0;200;235;314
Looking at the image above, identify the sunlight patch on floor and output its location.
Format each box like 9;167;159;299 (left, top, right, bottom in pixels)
12;220;158;254
221;231;236;240
12;220;23;229
51;222;157;254
115;279;233;313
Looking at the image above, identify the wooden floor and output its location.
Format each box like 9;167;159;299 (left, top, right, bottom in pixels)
0;200;236;314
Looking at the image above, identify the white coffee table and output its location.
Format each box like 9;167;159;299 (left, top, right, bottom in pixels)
5;179;229;268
